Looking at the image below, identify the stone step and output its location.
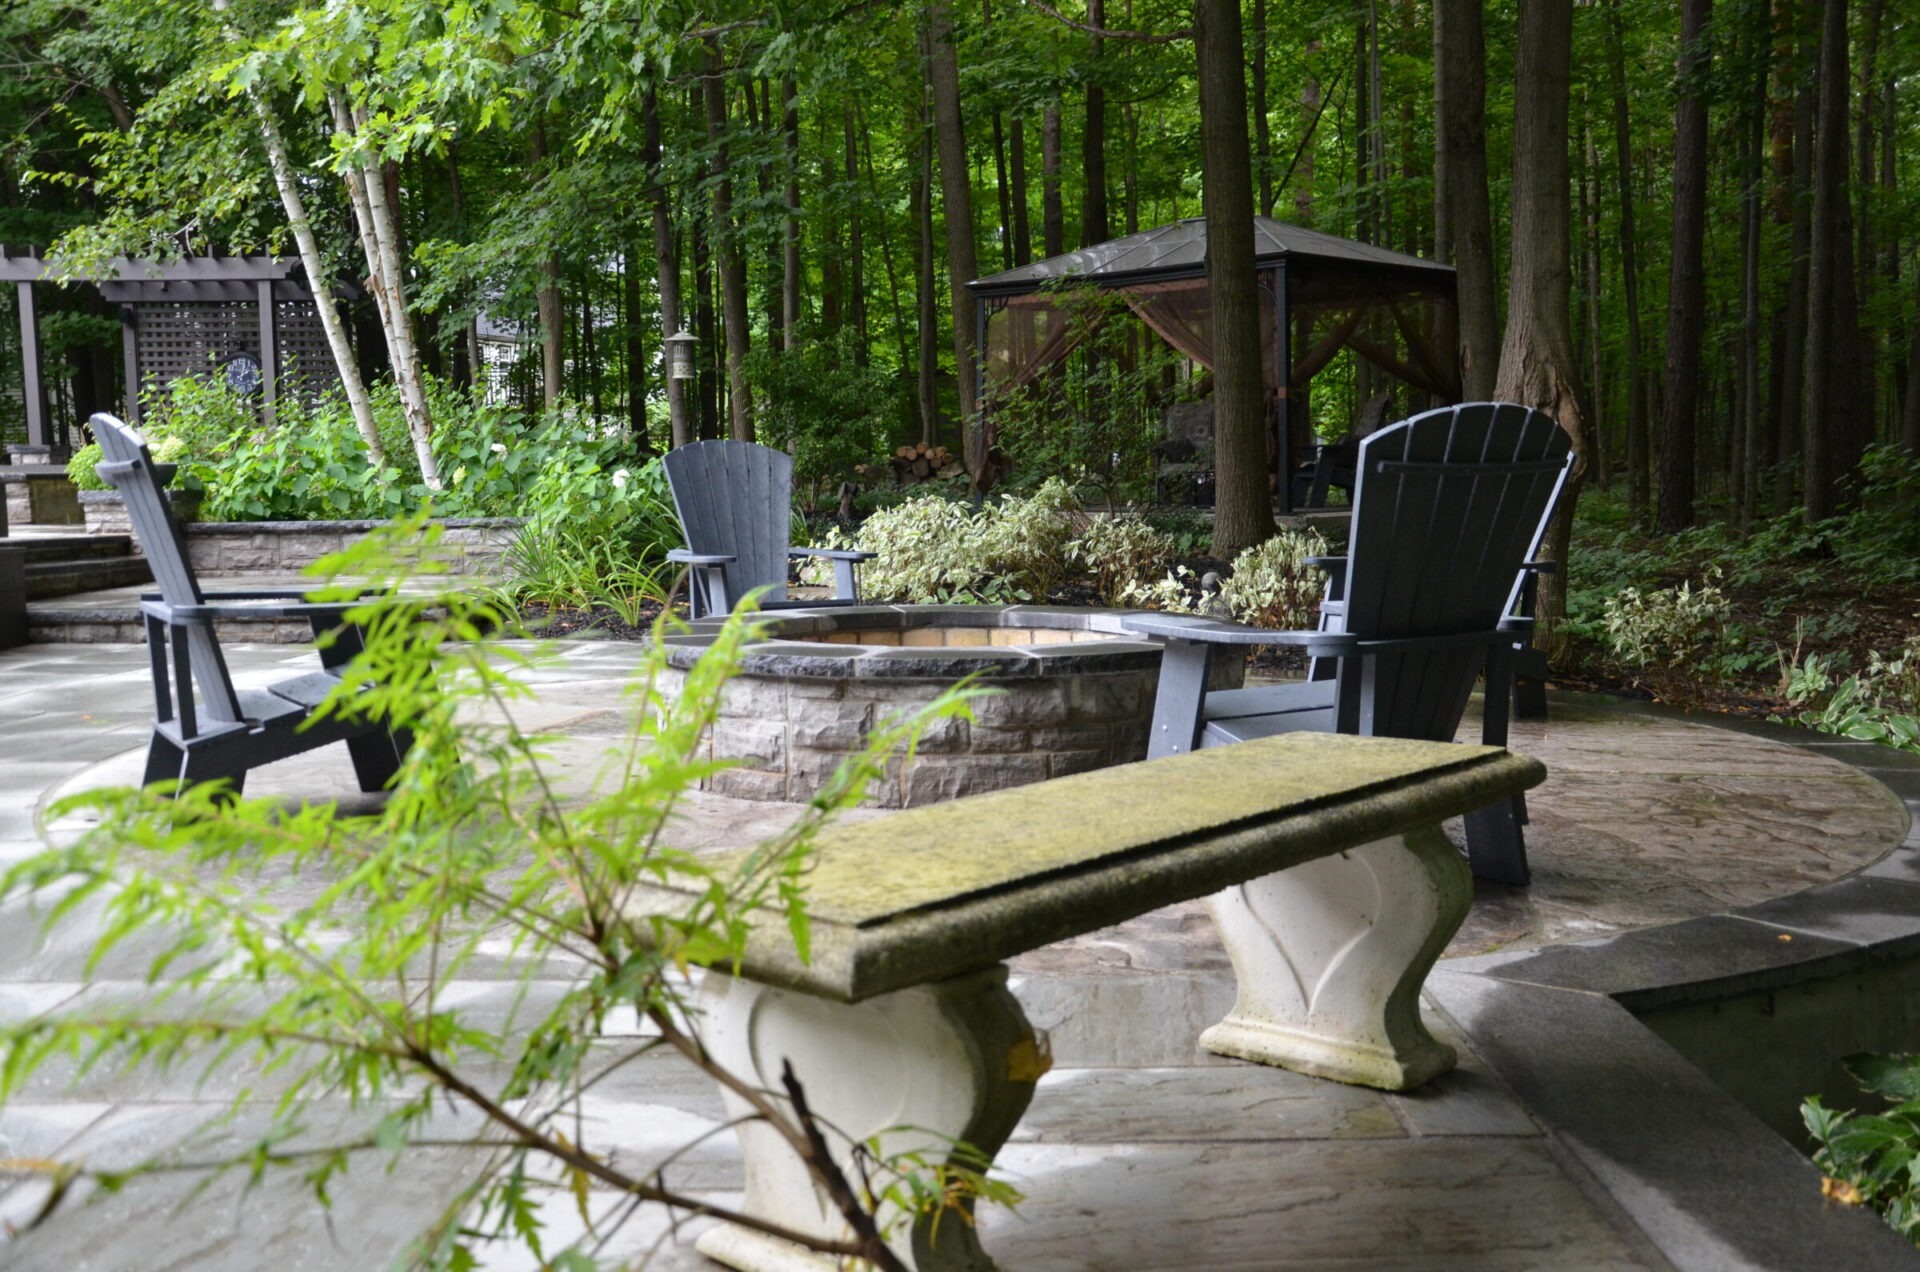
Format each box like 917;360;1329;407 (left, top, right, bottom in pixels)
11;534;135;566
24;556;153;601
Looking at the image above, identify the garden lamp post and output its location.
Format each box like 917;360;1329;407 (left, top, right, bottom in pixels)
664;329;697;448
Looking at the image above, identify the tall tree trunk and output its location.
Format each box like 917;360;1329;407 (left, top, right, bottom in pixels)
1855;0;1884;436
1434;0;1498;401
1657;0;1712;534
1776;8;1815;502
859;104;912;371
1295;49;1319;223
246;92;385;467
704;41;753;442
1581;108;1609;489
1195;0;1275;556
1739;29;1767;523
845;108;869;364
927;2;983;478
1041;103;1064;257
913;69;940;446
623;239;649;451
1496;0;1586;649
1252;0;1271;217
1804;0;1864;521
643;87;690;449
445;143;476;394
781;79;802;351
1009;117;1032;265
527;124;566;414
1081;0;1108;248
1604;0;1649;517
334;97;438;485
1904;269;1920;452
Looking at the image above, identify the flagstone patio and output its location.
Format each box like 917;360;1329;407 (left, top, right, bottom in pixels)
2;639;1918;1270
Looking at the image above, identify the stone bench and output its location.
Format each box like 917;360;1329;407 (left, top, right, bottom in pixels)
624;732;1544;1272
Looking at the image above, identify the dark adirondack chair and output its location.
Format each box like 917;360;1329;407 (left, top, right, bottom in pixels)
91;413;411;796
1122;402;1573;885
662;440;875;619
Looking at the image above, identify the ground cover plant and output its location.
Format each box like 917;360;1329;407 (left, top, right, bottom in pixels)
1803;1053;1920;1245
0;522;997;1270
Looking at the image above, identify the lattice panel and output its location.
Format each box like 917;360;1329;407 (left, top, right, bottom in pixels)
133;301;259;398
275;300;341;399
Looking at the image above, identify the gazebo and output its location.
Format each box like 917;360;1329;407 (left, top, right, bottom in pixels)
967;217;1459;512
0;248;353;453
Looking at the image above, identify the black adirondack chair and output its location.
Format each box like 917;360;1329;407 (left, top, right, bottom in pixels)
1122;402;1573;886
662;440;875;619
91;413;411;797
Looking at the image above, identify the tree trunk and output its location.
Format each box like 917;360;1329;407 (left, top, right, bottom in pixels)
704;43;754;442
782;79;801;351
1252;0;1271;217
1804;0;1864;521
623;239;648;451
1295;49;1319;223
927;2;983;478
1739;29;1767;523
1777;9;1815;502
643;87;690;449
1041;103;1064;258
845;108;869;364
334;97;438;485
1009;116;1032;266
1581;108;1609;489
913;74;939;447
1195;0;1275;556
1656;0;1711;534
1496;0;1586;651
1433;0;1498;401
246;92;386;467
1081;0;1108;248
1904;270;1920;452
1604;0;1648;516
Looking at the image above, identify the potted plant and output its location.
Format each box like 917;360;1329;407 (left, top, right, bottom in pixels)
70;435;202;536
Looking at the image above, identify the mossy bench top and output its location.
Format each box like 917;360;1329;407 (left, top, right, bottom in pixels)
625;733;1544;1002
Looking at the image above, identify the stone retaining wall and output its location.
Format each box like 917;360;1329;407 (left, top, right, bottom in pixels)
76;501;519;576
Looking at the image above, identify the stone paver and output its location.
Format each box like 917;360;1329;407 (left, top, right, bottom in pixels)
0;639;1908;1269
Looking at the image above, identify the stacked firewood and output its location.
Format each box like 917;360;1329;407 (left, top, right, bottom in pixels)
884;442;964;484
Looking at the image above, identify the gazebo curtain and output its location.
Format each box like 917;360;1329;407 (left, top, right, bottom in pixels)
983;275;1283;403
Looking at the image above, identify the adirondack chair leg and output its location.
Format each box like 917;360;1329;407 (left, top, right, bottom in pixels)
1464;801;1530;886
145;733;248;800
831;558;859;601
1146;641;1213;759
1512;644;1551;720
345;729;411;793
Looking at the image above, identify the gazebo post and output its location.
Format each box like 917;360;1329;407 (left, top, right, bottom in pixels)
1272;265;1292;515
15;281;47;449
257;279;279;424
119;305;140;422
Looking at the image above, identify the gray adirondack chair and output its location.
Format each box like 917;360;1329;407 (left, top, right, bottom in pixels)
662;440;875;619
91;413;412;797
1122;402;1573;886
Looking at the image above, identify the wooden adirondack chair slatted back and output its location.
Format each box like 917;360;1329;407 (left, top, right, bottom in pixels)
1339;403;1571;742
91;413;248;725
663;440;794;604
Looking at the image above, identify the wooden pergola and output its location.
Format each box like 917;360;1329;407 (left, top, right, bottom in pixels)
0;248;354;450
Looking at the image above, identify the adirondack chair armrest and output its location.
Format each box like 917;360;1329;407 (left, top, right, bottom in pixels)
1521;559;1558;575
1120;613;1353;654
667;549;736;566
788;547;877;562
139;594;364;624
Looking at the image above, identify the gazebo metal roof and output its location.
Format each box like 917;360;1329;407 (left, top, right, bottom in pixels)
968;216;1455;297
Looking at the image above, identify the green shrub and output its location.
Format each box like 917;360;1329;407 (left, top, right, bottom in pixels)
1804;1053;1920;1244
854;479;1079;604
747;328;899;510
65;441;107;491
1782;634;1920;754
1067;516;1178;607
1600;576;1734;705
1219;527;1331;630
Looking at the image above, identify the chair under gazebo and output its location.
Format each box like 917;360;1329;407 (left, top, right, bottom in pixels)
967;216;1460;513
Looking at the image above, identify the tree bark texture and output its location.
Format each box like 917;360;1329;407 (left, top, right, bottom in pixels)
1604;0;1649;516
1041;103;1064;258
1433;0;1498;401
705;43;754;442
1496;0;1586;650
1194;0;1275;556
1657;0;1712;534
1081;0;1109;249
927;2;983;476
1804;0;1864;521
643;87;691;449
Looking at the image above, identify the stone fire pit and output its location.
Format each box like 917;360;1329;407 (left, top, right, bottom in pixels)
654;604;1245;808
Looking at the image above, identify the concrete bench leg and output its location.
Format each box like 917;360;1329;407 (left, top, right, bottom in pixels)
696;965;1041;1272
1200;825;1472;1091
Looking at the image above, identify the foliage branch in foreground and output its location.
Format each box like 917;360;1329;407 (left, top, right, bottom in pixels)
1804;1052;1920;1246
0;519;994;1269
